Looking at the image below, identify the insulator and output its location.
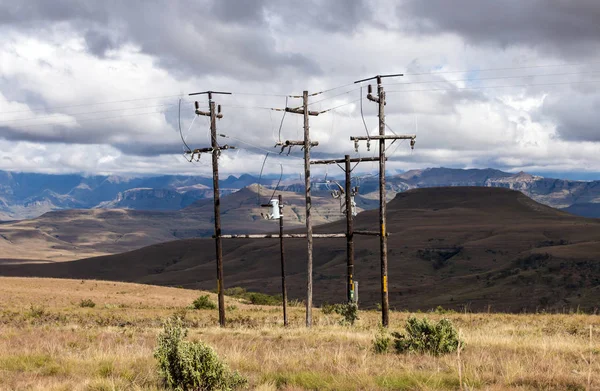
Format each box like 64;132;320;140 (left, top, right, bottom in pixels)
194;101;199;110
410;139;416;149
354;139;359;152
368;84;372;94
367;139;371;151
218;104;222;114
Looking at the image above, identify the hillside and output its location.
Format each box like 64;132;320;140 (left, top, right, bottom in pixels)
0;184;370;262
3;187;599;312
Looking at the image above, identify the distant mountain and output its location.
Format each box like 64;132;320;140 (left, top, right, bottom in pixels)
1;167;600;220
0;171;271;219
5;187;599;312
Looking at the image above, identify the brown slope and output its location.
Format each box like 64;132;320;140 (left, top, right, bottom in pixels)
0;185;354;263
2;187;600;312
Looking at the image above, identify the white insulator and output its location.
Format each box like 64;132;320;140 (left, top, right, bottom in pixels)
270;199;281;220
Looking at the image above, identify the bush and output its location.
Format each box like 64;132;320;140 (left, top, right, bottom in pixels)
336;302;359;325
321;302;337;315
222;287;281;306
247;292;281;306
372;327;391;354
393;316;462;356
322;303;359;325
79;299;96;308
154;317;247;391
192;295;217;310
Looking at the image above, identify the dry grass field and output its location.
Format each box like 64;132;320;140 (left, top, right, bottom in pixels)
1;277;599;390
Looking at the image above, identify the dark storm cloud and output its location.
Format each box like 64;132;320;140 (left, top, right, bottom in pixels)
399;0;600;58
538;93;600;142
0;0;373;80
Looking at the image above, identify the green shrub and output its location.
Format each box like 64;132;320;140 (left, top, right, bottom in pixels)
433;305;455;315
192;295;217;310
223;287;247;297
222;287;281;306
321;302;337;315
154;317;247;391
373;327;391;354
393;316;462;356
321;303;359;325
79;299;96;308
247;292;281;306
336;302;359;325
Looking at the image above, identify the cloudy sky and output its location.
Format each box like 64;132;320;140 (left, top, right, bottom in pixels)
1;0;600;179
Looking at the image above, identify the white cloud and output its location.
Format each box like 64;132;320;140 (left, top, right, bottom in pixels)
0;0;600;178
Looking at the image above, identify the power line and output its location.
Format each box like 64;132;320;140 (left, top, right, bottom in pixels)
0;103;179;125
386;70;600;87
0;94;190;115
0;107;177;129
386;79;600;94
319;98;362;114
218;133;305;161
307;86;362;106
403;61;600;76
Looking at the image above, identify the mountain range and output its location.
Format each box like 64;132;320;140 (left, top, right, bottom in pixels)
2;168;600;221
3;187;599;312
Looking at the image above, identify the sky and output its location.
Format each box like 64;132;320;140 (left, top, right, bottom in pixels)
1;0;600;179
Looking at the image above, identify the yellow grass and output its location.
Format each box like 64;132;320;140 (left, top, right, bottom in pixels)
0;277;599;390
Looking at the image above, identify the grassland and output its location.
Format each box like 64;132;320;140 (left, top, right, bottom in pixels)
0;277;598;390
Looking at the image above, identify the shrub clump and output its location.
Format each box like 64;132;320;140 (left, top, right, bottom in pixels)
79;299;96;308
223;287;282;306
154;317;247;391
372;326;391;354
192;295;217;310
393;316;462;356
321;302;359;325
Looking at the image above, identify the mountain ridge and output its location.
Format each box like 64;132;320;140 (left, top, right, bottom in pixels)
1;168;600;220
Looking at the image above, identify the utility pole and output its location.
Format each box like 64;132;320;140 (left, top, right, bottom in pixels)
311;156;383;304
278;194;288;327
344;155;354;303
279;91;320;327
188;90;233;328
353;74;416;327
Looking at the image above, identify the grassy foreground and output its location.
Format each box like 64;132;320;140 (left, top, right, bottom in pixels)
0;277;598;390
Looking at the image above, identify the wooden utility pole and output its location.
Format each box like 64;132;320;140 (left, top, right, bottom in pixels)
278;194;288;327
311;155;383;304
188;90;233;328
344;155;355;303
279;91;320;327
353;74;416;327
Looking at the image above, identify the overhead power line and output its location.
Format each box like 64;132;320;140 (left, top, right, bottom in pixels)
0;107;177;129
386;70;600;87
386;79;600;94
0;94;190;115
0;103;179;125
403;61;600;76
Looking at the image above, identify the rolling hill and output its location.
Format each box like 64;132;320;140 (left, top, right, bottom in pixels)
3;187;599;312
0;184;374;262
